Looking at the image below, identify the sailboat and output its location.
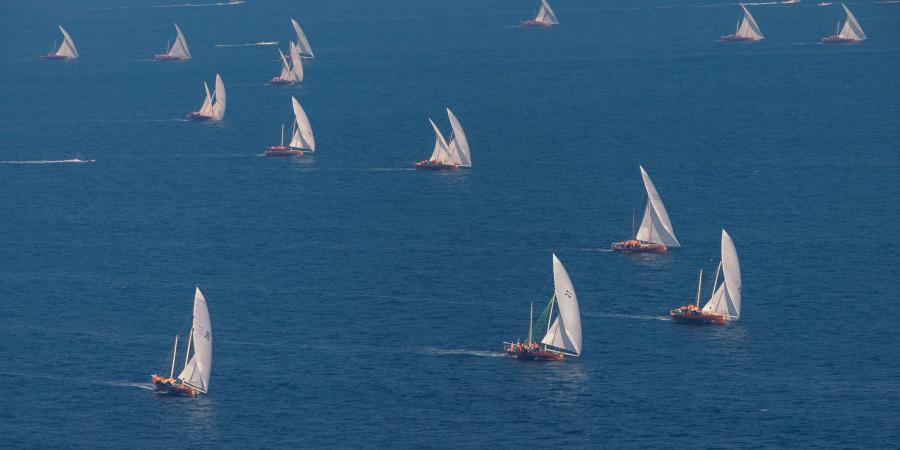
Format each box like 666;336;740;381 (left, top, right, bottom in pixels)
271;42;304;85
155;24;191;60
267;96;314;156
291;18;315;60
40;26;78;60
671;230;742;324
612;166;680;253
520;0;560;28
505;254;582;361
414;108;472;171
721;4;765;41
188;74;226;121
822;4;867;43
151;287;212;396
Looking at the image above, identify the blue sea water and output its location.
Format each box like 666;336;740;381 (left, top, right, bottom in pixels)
2;0;900;447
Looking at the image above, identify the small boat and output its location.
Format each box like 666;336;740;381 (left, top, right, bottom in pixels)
612;166;680;253
781;0;801;4
817;2;832;6
270;42;303;85
671;230;742;324
521;0;559;27
267;96;315;156
822;4;866;43
415;108;472;171
505;254;582;361
151;287;213;396
155;24;191;61
721;4;765;41
40;26;78;60
188;74;226;121
291;18;315;60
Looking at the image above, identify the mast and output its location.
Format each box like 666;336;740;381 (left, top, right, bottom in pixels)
545;294;556;336
169;335;179;378
695;269;703;307
280;124;285;146
183;327;193;369
528;303;534;345
631;208;636;239
711;260;723;297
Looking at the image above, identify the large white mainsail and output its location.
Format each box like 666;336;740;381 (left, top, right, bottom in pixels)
540;254;582;356
289;41;304;82
428;118;451;162
177;287;212;393
735;4;764;40
56;26;78;59
702;230;742;320
291;18;315;58
211;74;226;119
277;49;296;82
166;24;192;59
635;166;680;247
838;4;866;41
446;108;472;168
289;96;315;151
535;0;560;25
198;82;213;116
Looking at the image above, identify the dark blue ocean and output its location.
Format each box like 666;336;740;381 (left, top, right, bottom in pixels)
2;0;899;447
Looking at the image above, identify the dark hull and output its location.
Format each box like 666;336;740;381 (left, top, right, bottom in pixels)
721;35;759;42
266;146;304;157
520;20;553;28
415;160;459;171
270;78;295;85
40;54;71;60
505;348;564;361
187;112;213;121
151;374;201;396
611;240;667;253
670;308;727;324
155;54;188;61
821;36;859;44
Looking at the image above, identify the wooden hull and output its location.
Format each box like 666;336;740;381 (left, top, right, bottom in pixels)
821;36;859;44
151;374;201;396
270;78;295;85
721;35;759;42
187;112;214;121
669;307;727;324
505;347;564;361
415;160;459;171
520;20;553;28
155;54;188;61
611;240;667;253
266;146;304;157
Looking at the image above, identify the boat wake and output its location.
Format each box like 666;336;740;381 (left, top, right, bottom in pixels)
215;42;279;47
0;159;94;165
587;312;671;321
151;0;244;7
422;347;507;358
101;380;155;390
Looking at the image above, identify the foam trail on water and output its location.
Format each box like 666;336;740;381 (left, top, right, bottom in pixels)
151;0;244;7
101;381;156;390
0;159;94;165
422;347;507;358
215;42;279;47
587;312;672;321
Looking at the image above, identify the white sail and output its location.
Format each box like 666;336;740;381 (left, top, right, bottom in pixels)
291;18;315;58
838;4;866;41
535;0;560;25
290;96;315;151
702;230;742;320
428;118;451;162
56;26;78;58
289;41;304;82
278;49;295;81
736;5;764;40
167;24;191;59
211;74;226;119
540;254;582;356
446;108;471;168
177;287;212;393
635;166;680;247
198;82;213;116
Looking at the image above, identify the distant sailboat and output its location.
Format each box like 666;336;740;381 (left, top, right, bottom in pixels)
291;18;315;60
266;96;314;156
271;42;304;85
151;287;213;396
188;74;226;121
822;3;867;43
40;26;78;60
722;4;765;41
155;24;191;60
414;108;472;171
671;230;742;324
521;0;560;27
505;254;582;361
612;166;680;253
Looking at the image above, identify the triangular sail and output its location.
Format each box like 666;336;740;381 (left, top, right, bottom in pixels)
56;26;78;58
167;24;191;59
702;230;742;320
838;4;866;41
535;0;560;25
736;5;764;40
446;108;471;168
278;49;295;81
634;166;680;247
177;287;212;393
291;18;315;58
428;118;451;162
211;74;226;119
289;41;304;82
540;254;582;356
290;96;315;151
199;82;213;116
